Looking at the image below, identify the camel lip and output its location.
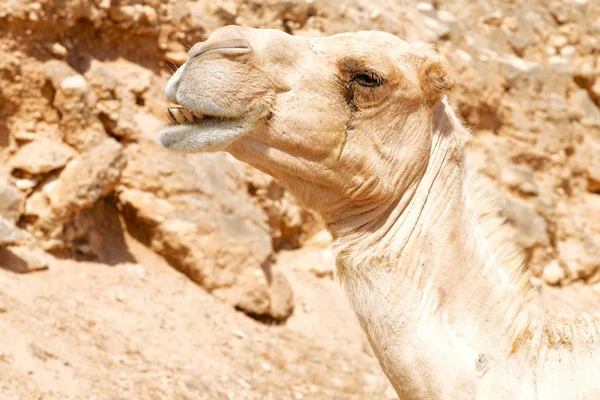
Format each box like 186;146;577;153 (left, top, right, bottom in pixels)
156;115;249;153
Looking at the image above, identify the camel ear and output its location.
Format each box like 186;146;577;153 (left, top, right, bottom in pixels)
419;59;454;107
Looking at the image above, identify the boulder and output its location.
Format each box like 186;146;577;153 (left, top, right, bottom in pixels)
0;217;25;247
0;245;49;273
43;60;105;151
26;138;126;250
118;144;294;321
0;175;23;223
9;138;76;175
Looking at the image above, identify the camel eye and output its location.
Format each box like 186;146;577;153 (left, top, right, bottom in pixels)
352;71;383;88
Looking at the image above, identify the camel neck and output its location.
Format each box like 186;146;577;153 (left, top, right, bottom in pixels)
328;101;535;398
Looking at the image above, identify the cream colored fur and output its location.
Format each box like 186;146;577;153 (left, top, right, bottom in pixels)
158;26;600;399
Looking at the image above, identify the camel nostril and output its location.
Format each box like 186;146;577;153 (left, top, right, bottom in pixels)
188;38;252;60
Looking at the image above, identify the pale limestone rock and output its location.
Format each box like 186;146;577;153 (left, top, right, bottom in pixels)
422;16;450;40
0;217;23;246
558;238;600;280
571;136;600;192
480;11;503;27
27;138;126;250
308;248;336;279
548;56;570;76
499;164;538;196
50;42;67;58
244;166;318;250
9;138;76;175
499;55;540;82
416;3;435;18
0;177;23;223
570;89;600;127
0;245;48;273
42;59;78;89
500;195;549;252
43;60;104;151
118;145;294;321
542;260;565;285
45;138;125;211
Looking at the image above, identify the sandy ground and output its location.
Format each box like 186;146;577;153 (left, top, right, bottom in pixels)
0;233;395;400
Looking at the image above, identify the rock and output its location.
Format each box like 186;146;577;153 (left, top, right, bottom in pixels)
547;2;576;24
548;34;568;49
308;248;336;279
0;177;24;223
0;217;23;246
244;167;318;250
499;164;538;196
592;78;600;102
500;195;549;252
14;179;36;191
499;55;540;83
9;138;76;175
548;56;570;76
42;60;78;89
570;89;600;127
268;270;294;320
416;3;436;18
559;45;576;58
542;260;565;285
509;33;534;57
118;189;173;225
437;10;458;26
163;51;188;66
423;16;451;40
50;42;68;58
0;216;36;248
571;136;600;192
480;11;503;27
60;75;92;96
0;246;49;273
108;5;138;23
282;2;315;27
303;229;333;248
214;0;238;22
139;5;157;26
85;60;119;95
45;138;125;212
27;138;126;248
118;146;294;321
43;60;103;151
557;238;600;280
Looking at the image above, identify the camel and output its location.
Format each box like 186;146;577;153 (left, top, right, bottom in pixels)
157;26;600;399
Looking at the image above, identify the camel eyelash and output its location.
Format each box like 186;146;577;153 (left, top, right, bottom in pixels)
351;71;384;88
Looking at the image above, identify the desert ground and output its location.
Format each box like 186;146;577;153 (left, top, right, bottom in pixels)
1;0;600;398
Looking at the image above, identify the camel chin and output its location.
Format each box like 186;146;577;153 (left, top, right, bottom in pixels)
157;107;249;153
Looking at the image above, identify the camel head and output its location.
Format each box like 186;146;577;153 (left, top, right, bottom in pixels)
158;26;453;221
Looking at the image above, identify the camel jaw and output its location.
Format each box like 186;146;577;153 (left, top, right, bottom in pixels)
157;107;248;153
